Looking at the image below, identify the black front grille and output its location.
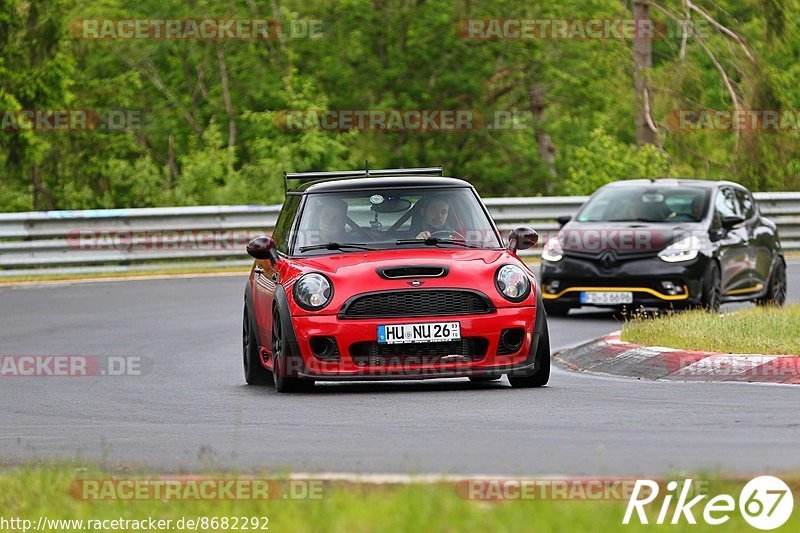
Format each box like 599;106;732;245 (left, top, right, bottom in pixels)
549;278;685;291
563;250;658;262
350;338;488;366
340;290;493;319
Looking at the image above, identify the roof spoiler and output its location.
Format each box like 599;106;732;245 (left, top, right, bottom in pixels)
283;165;443;191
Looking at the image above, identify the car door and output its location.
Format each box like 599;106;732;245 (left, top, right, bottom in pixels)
254;196;300;352
713;187;750;295
736;187;771;291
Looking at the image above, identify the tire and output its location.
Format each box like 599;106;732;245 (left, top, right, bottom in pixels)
756;257;787;307
243;306;272;385
698;261;721;313
508;315;550;388
272;308;314;393
544;301;571;317
468;376;502;383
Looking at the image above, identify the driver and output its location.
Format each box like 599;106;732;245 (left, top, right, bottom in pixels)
318;197;349;243
690;195;705;221
415;195;451;239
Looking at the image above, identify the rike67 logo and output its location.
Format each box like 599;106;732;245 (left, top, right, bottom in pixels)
624;476;794;529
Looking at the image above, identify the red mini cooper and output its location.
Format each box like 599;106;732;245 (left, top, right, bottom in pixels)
242;167;549;392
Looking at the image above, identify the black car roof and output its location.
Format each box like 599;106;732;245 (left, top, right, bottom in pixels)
291;176;473;193
602;178;745;190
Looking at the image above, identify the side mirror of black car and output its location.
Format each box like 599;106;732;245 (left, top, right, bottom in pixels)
721;215;745;229
247;236;279;264
555;215;572;227
507;227;539;253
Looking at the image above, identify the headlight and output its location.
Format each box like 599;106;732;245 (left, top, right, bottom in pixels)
658;235;701;263
293;273;333;311
541;237;564;262
495;265;531;302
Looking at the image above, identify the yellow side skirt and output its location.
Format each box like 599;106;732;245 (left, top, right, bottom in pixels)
542;286;690;301
724;283;764;296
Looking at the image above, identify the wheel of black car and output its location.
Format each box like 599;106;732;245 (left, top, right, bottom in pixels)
508;316;550;388
757;258;787;307
243;306;272;386
272;308;314;393
468;376;502;383
699;262;721;313
544;301;571;317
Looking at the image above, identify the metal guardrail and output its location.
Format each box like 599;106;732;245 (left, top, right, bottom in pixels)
1;193;799;275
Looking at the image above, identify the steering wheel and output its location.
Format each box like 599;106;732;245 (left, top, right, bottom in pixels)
431;230;467;241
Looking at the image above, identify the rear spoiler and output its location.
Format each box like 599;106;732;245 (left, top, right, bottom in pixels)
284;165;443;190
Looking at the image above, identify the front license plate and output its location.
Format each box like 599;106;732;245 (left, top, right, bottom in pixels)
377;322;461;344
580;291;633;305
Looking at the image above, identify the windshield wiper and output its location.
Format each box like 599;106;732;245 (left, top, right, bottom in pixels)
298;242;377;253
395;237;486;249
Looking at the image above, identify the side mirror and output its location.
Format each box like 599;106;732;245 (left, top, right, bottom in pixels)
708;228;723;242
555;215;572;227
507;227;538;253
247;236;278;263
721;215;744;229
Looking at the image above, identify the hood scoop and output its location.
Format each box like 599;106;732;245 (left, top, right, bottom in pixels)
377;265;449;279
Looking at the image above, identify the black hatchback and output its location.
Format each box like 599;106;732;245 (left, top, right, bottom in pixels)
540;179;787;315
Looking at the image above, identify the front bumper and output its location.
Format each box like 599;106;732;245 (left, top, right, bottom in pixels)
285;307;539;380
540;254;708;308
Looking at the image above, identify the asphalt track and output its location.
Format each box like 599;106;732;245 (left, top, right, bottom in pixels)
0;265;798;475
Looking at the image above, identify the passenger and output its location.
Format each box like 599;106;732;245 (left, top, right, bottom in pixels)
318;198;349;243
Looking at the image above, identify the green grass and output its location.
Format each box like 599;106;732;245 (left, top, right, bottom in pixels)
622;304;800;355
1;465;799;532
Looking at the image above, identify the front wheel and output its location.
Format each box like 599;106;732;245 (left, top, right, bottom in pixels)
756;257;787;307
243;306;272;385
508;315;550;388
272;308;315;393
698;262;721;313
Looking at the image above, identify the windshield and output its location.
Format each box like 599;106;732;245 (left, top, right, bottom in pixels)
577;186;710;223
291;188;502;254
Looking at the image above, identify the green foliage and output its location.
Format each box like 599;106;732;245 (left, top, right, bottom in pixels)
564;128;675;195
1;0;799;212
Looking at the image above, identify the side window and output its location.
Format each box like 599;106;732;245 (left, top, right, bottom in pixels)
273;196;300;253
735;189;756;220
714;188;738;221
